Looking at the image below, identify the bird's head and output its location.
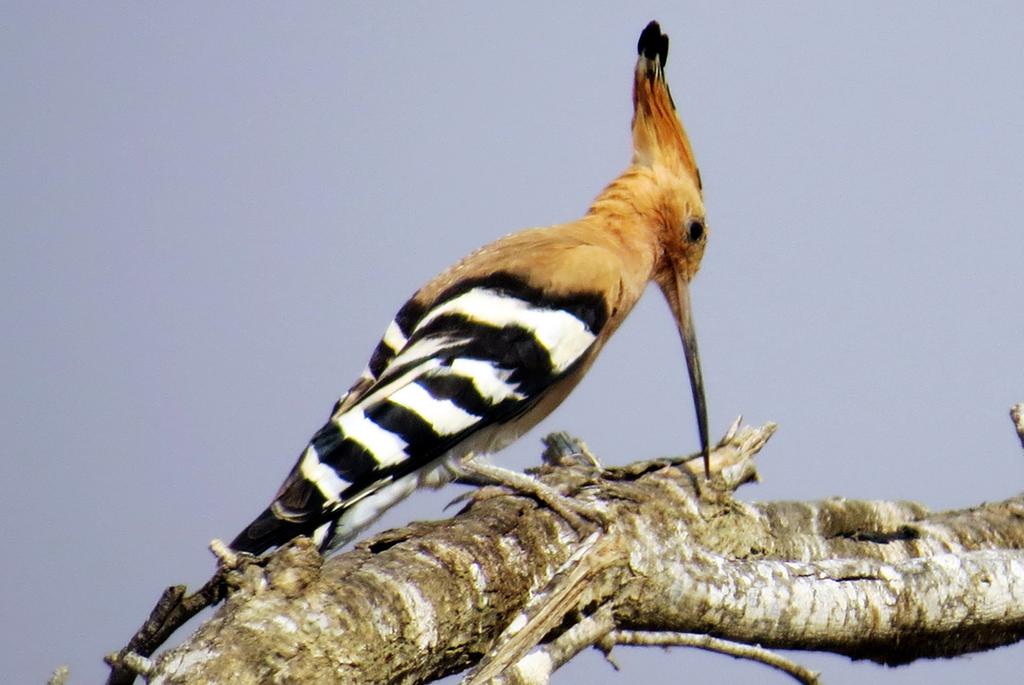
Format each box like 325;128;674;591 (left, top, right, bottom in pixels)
632;20;711;475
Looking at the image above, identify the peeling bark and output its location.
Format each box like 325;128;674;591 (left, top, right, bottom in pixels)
137;424;1024;684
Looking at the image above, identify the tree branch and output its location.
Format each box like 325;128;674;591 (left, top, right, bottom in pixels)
1012;403;1024;450
605;631;820;684
132;419;1024;684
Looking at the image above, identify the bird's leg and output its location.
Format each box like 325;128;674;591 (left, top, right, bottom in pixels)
454;455;609;533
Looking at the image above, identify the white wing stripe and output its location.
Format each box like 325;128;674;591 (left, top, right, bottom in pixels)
335;408;409;468
299;445;348;504
389;381;481;436
358;358;441;409
416;289;596;372
449;358;526;403
388;336;462;371
382;319;407;352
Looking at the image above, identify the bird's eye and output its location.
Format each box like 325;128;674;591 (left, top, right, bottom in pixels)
686;218;705;242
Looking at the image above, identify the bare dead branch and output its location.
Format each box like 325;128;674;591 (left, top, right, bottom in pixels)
116;419;1024;684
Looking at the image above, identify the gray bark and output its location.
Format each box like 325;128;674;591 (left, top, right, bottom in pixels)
141;423;1024;684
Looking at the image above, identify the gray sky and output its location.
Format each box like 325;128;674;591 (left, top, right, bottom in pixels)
4;3;1023;683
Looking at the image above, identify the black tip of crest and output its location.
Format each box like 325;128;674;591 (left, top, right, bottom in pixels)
638;20;669;66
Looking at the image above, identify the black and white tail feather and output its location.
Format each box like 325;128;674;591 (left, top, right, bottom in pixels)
230;273;607;555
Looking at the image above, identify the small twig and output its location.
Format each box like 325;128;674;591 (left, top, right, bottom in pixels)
458;458;603;531
603;630;820;685
537;603;617;673
104;578;222;685
210;537;240;568
599;419;775;488
121;652;155;678
46;666;69;685
719;414;744;445
104;540;262;685
1011;404;1024;450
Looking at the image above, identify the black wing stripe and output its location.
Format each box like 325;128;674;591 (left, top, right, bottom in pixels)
310;422;381;483
368;401;444;457
416;372;508;419
410;315;557;389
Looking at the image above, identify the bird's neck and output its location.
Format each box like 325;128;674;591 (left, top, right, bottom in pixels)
582;166;663;277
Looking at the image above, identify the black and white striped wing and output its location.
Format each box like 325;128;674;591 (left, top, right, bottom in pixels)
230;274;608;554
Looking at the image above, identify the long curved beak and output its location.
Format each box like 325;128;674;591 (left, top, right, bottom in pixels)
662;271;710;476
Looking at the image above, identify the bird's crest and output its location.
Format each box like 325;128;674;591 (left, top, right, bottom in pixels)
632;21;701;190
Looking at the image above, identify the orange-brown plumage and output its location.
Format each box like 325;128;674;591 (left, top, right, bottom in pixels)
231;20;711;556
367;19;710;466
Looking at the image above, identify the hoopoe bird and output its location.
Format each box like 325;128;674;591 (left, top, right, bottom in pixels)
230;20;710;555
